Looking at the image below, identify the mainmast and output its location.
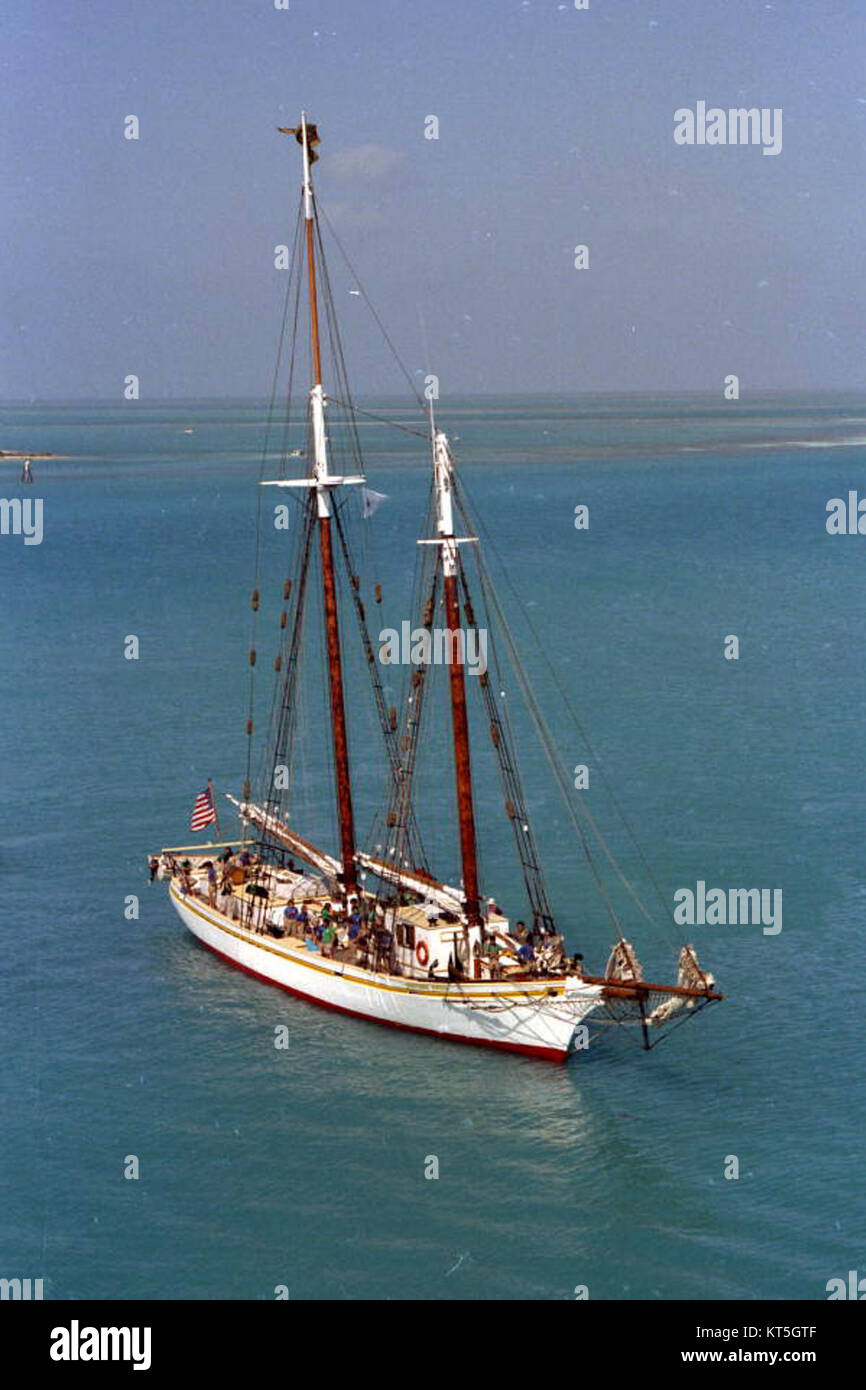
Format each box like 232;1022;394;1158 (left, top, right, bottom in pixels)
429;428;482;926
269;114;362;897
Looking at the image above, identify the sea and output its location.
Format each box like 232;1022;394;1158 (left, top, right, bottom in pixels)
1;392;864;1301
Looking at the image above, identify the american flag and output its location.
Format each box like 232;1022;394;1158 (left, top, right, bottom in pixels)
190;786;217;832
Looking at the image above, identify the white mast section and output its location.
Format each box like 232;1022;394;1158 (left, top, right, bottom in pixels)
300;109;314;223
434;430;457;576
262;110;364;511
417;430;477;561
301;111;334;519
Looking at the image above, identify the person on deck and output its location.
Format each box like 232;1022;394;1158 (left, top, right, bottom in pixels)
483;935;503;980
355;925;371;968
374;928;393;973
206;863;218;907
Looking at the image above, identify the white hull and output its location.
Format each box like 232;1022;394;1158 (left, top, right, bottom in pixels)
170;883;603;1061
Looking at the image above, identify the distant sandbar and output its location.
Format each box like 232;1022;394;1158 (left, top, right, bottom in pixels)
0;451;64;460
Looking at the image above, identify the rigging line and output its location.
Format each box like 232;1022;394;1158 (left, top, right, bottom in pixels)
641;997;717;1050
447;488;623;936
261;197;304;487
397;478;438;769
331;504;429;872
263;494;318;807
453;476;678;947
471;526;672;947
377;481;439;873
314;197;434;873
372;501;439;898
327;396;430;441
276;213;307;478
471;547;623;940
317;200;426;411
247;195;305;793
312;209;369;482
261;225;309;809
310;533;340;866
395;554;441;880
456;560;555;931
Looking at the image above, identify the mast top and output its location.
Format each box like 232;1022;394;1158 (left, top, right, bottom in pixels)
277;114;320;155
278;113;320;221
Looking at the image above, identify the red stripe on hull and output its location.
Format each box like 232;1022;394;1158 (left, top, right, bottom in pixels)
192;932;570;1063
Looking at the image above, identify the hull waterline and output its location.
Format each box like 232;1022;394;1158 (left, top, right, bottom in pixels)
170;883;603;1062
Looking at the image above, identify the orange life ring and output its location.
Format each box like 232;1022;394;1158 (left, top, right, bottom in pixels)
416;940;429;967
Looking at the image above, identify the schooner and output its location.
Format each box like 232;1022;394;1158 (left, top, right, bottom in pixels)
151;116;721;1061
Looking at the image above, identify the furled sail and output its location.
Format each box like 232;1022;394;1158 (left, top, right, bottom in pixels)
227;796;342;881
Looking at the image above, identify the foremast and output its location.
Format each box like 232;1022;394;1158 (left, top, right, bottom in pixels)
427;426;482;926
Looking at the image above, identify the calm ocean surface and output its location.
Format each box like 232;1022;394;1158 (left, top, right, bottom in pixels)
1;394;864;1301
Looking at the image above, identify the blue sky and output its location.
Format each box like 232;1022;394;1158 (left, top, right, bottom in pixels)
2;0;864;398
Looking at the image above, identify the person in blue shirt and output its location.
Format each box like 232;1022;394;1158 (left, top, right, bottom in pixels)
517;941;535;965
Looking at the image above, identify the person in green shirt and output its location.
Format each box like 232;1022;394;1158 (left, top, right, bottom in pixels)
321;922;336;958
483;935;503;979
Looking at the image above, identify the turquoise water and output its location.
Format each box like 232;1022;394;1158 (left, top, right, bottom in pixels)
1;395;864;1300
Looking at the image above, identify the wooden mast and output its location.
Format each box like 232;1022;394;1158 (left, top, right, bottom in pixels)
430;429;482;926
298;112;358;897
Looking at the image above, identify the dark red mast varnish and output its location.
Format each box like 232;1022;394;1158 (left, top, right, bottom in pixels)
443;569;482;925
428;428;482;927
297;114;358;898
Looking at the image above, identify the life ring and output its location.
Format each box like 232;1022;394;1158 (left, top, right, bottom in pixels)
416;940;429;967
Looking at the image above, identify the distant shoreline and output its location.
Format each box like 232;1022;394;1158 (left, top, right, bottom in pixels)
0;451;62;460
